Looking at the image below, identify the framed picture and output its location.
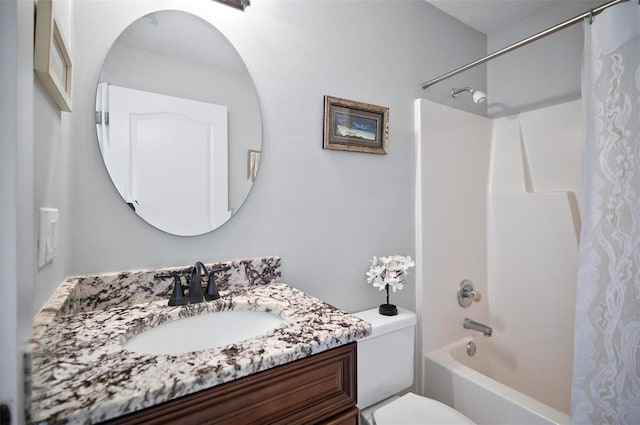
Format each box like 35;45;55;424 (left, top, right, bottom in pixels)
215;0;250;10
34;0;73;112
323;96;388;154
247;150;261;181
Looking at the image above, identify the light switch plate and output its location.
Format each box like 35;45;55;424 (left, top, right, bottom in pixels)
38;207;59;268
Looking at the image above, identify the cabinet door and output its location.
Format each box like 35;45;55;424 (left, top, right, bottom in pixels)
321;407;360;425
104;343;357;425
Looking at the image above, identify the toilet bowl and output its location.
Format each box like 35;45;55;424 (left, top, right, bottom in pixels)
354;307;476;425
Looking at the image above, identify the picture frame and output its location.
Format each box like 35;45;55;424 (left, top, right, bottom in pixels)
247;150;261;181
323;96;388;155
214;0;251;11
34;0;73;112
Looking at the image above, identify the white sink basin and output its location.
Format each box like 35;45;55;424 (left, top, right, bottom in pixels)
123;310;283;355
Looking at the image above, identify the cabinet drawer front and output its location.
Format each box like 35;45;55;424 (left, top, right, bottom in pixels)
225;345;356;424
105;343;357;425
321;407;360;425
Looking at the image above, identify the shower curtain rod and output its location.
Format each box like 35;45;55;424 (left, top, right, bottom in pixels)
421;0;630;89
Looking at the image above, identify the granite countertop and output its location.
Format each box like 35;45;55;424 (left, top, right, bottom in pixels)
26;257;371;425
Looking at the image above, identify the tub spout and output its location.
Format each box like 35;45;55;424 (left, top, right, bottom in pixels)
463;318;492;337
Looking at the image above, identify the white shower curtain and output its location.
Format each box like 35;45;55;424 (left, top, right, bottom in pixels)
571;2;640;424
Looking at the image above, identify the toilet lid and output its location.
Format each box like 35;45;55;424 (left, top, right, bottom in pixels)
373;393;477;425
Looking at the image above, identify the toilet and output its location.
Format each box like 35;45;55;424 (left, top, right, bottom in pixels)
354;307;476;425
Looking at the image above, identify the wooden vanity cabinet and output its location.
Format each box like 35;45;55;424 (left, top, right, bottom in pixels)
104;342;358;425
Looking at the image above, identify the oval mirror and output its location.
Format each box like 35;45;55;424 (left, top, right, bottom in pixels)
96;10;262;236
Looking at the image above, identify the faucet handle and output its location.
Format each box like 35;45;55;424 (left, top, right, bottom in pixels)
155;271;180;279
457;280;482;308
465;289;481;302
168;275;188;306
205;270;221;301
204;265;230;301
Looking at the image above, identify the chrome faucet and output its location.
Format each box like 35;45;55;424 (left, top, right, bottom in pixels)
188;261;207;304
463;318;493;337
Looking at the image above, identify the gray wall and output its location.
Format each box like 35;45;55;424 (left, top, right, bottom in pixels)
33;1;74;312
30;0;598;320
34;81;73;312
2;2;37;422
487;0;600;117
63;0;486;313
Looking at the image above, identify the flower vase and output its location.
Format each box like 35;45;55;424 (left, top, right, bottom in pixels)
379;284;398;316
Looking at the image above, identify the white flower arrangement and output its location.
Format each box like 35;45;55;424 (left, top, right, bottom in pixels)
366;255;415;293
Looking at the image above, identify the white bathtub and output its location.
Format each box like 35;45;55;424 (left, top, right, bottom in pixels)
423;337;570;425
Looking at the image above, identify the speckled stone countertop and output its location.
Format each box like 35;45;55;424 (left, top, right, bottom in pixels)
26;257;371;425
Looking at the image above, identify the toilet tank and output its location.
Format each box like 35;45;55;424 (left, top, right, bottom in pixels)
354;307;417;409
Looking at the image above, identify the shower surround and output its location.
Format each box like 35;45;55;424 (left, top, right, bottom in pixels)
416;99;582;423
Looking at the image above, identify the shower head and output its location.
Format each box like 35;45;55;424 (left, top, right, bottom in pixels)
472;90;487;104
452;87;487;104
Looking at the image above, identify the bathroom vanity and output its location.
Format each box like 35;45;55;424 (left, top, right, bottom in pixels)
26;257;370;424
106;343;358;424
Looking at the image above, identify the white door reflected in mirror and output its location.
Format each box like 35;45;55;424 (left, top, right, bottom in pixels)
97;84;231;236
96;10;262;236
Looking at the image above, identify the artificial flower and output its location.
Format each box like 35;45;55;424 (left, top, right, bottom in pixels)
365;255;415;293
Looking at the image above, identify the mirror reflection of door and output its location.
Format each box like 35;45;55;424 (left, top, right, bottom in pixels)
98;84;230;236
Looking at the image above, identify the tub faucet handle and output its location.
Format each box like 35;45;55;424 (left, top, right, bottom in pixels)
457;280;481;307
466;289;481;302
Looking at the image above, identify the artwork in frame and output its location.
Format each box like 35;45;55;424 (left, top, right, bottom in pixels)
34;0;73;112
323;96;388;155
214;0;251;10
